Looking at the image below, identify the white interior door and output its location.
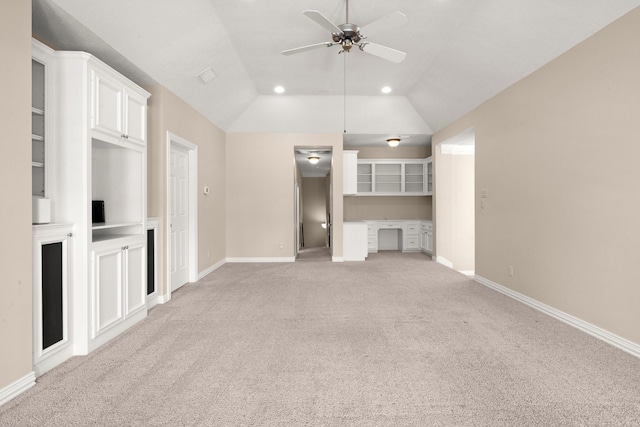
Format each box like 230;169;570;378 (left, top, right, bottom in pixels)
170;144;189;291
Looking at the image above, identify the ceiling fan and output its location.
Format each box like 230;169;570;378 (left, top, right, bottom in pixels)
282;0;408;63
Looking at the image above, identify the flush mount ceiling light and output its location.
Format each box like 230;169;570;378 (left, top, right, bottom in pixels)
387;138;401;148
274;86;285;94
308;156;320;164
381;86;392;94
196;66;217;85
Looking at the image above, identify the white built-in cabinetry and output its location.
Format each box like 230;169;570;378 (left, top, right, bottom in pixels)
342;153;433;196
343;150;359;195
420;221;433;255
364;220;433;254
357;159;431;196
54;51;149;354
343;221;368;261
31;40;55;200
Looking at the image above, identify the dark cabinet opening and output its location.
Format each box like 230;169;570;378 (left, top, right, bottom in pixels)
147;229;155;295
42;242;64;349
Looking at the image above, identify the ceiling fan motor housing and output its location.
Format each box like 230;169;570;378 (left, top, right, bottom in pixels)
334;23;362;51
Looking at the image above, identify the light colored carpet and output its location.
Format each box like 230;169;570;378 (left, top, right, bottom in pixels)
2;252;640;426
296;246;331;262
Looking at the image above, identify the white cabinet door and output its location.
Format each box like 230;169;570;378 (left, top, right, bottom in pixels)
92;70;124;139
343;150;358;195
426;157;433;195
93;245;124;337
125;241;146;316
124;91;147;145
426;232;433;254
91;67;147;146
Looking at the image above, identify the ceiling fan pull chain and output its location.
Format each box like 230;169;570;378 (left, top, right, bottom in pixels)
344;52;347;133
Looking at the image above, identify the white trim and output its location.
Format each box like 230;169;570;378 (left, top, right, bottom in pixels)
332;256;344;262
436;256;453;269
0;372;36;407
458;270;475;276
166;132;198;296
226;257;295;263
440;144;475;155
475;275;640;359
156;293;171;304
197;258;227;280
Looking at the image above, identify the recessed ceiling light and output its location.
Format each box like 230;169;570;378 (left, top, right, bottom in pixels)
274;86;285;94
381;86;392;94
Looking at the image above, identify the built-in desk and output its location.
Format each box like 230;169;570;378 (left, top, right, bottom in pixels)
364;220;432;254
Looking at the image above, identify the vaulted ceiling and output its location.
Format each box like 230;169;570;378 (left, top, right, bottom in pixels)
33;0;640;140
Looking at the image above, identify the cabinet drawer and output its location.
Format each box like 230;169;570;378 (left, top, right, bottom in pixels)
378;221;403;229
420;222;433;232
405;237;420;249
406;223;420;235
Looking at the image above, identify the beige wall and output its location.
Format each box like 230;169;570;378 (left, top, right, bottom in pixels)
0;0;33;390
226;134;343;258
301;177;327;248
343;145;433;221
146;86;226;295
435;151;475;271
433;8;640;344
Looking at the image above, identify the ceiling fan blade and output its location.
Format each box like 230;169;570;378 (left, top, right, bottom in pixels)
360;11;408;37
359;42;407;63
303;10;343;34
282;42;334;56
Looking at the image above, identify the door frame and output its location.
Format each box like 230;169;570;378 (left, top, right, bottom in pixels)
166;131;198;297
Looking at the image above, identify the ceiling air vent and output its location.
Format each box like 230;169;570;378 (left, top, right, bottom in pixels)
196;66;217;84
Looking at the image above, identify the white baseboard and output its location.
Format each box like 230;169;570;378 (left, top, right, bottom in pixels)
332;257;344;262
0;372;36;407
197;258;226;280
436;256;453;269
226;257;295;263
458;270;475;276
475;275;640;359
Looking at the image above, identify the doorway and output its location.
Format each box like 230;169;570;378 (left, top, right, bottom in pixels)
294;147;332;262
166;132;198;295
435;128;475;275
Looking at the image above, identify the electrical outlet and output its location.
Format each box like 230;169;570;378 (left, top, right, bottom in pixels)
481;189;489;198
508;265;514;277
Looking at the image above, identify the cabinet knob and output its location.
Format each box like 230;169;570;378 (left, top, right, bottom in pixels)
121;133;126;138
67;233;73;237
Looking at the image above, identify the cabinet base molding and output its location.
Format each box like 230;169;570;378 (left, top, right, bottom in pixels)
226;257;295;263
34;344;73;377
475;275;640;360
81;309;147;355
197;258;227;281
0;372;36;407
